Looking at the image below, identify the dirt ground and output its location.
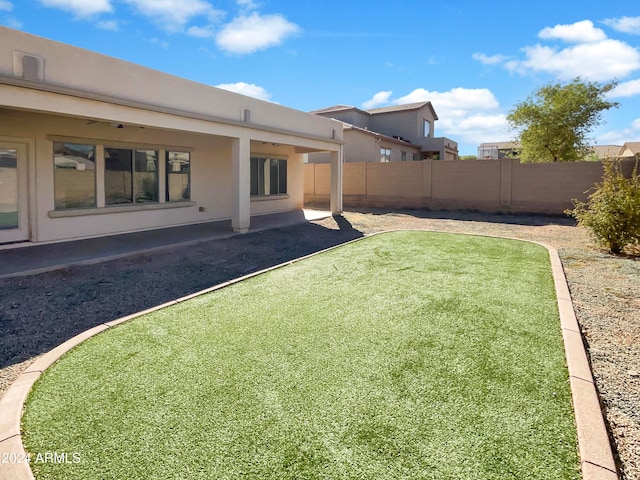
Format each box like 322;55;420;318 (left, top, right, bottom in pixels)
1;208;638;479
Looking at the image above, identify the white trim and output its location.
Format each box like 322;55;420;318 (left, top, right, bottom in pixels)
250;194;289;202
0;141;30;243
95;145;105;208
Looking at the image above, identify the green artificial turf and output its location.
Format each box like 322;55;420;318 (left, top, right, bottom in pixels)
23;231;580;479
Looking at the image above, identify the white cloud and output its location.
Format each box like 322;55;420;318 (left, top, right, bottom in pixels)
603;16;640;35
187;25;215;38
96;20;119;31
608;79;640;98
364;87;508;145
38;0;112;18
481;20;640;82
215;82;272;101
215;12;299;54
506;39;640;81
123;0;224;31
149;37;170;49
394;87;500;111
472;52;508;65
1;16;21;28
0;1;13;12
598;118;640;145
539;20;606;43
362;91;393;109
237;0;259;10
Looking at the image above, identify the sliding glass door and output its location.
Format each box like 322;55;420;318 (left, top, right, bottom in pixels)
0;142;29;243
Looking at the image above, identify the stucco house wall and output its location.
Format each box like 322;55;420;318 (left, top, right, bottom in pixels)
368;107;434;147
0;27;343;245
311;102;457;163
307;128;421;164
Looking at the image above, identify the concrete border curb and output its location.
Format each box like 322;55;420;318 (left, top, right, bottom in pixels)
0;230;618;479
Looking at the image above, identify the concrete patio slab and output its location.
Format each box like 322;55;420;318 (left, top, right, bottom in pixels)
0;209;331;280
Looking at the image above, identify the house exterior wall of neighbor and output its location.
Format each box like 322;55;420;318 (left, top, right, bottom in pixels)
620;142;640;158
315;108;370;129
0;27;343;245
307;128;421;164
310;102;458;163
345;130;378;163
368;106;435;148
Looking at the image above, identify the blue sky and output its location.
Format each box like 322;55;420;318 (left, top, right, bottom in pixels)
2;0;640;155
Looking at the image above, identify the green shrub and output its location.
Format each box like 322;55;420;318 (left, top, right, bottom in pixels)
567;160;640;254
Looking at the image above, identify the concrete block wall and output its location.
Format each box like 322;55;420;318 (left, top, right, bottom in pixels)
304;159;637;214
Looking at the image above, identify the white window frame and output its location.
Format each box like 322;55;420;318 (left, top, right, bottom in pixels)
423;119;431;138
48;135;194;217
380;147;391;163
250;156;288;197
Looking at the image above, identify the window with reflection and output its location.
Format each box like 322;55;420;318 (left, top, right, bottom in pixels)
53;142;96;209
424;119;431;138
134;150;158;203
250;157;287;196
0;149;18;229
105;148;158;205
166;151;190;202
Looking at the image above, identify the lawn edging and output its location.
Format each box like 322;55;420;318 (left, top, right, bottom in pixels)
0;230;617;480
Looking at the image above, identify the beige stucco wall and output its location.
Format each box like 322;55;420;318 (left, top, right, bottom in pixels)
0;26;344;243
305;159;635;214
0;27;342;143
315;110;369;128
345;130;377;163
369;107;435;148
1;108;305;242
308;129;420;164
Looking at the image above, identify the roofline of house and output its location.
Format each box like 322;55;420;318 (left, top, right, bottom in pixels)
366;101;439;120
309;105;371;116
311;101;439;121
344;123;422;148
0;75;344;145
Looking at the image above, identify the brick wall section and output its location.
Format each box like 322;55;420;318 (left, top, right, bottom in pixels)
304;159;637;214
343;162;366;196
512;161;606;212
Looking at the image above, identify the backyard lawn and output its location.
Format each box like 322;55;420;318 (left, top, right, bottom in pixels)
23;231;580;479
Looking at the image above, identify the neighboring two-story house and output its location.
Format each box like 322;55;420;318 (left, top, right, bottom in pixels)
307;102;459;163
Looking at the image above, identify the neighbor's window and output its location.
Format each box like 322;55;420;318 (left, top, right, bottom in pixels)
105;148;158;205
380;148;391;162
401;151;407;162
53;142;96;209
250;157;287;196
423;119;431;138
166;151;190;202
413;153;420;161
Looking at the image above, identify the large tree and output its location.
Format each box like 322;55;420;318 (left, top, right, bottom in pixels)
507;78;619;162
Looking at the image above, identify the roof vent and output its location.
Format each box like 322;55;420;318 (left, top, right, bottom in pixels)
13;51;44;81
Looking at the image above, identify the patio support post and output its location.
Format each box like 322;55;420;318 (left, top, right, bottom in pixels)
231;135;251;233
330;146;343;215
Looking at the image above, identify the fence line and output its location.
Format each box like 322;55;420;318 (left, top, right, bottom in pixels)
304;159;636;214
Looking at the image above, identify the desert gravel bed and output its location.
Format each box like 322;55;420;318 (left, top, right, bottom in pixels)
1;209;638;479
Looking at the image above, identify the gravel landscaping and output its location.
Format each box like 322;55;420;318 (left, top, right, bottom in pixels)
1;208;638;479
